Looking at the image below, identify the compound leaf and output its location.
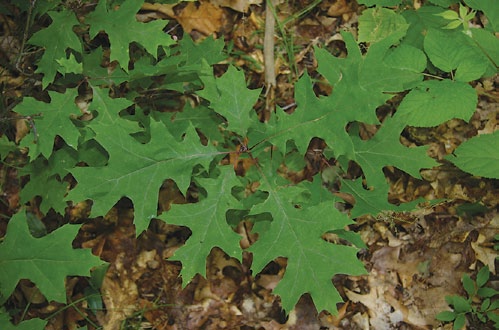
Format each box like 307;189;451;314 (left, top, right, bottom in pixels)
0;211;103;304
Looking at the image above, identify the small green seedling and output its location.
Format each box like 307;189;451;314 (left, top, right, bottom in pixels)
435;4;476;35
436;266;499;329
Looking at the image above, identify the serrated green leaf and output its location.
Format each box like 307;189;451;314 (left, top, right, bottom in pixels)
28;10;82;88
402;6;449;49
446;131;499;179
469;28;499;77
383;44;427;73
424;28;489;81
198;65;261;137
436;310;457;321
14;89;81;159
462;274;476;297
0;211;103;304
249;184;366;312
397;80;477;127
86;0;173;71
358;7;409;43
159;167;244;283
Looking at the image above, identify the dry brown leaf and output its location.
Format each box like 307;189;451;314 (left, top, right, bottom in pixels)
471;214;499;273
176;1;225;36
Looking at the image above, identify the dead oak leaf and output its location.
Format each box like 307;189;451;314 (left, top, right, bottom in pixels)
176;1;225;36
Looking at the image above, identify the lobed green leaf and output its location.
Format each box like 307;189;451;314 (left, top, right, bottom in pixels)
0;211;103;304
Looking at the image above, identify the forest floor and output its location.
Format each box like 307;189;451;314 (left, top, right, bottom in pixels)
0;0;498;329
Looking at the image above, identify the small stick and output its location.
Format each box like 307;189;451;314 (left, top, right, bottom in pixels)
263;0;277;121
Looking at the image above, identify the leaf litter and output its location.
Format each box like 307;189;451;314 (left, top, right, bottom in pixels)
0;1;498;329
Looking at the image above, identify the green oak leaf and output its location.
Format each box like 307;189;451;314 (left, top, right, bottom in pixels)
178;35;226;66
0;136;16;160
341;178;422;218
86;0;174;71
198;65;261;137
169;103;223;141
351;115;438;190
249;184;366;312
56;53;82;75
265;30;425;161
159;167;244;283
0;211;103;304
83;47;128;87
67;104;218;234
20;146;78;214
14;89;81;159
28;10;82;88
